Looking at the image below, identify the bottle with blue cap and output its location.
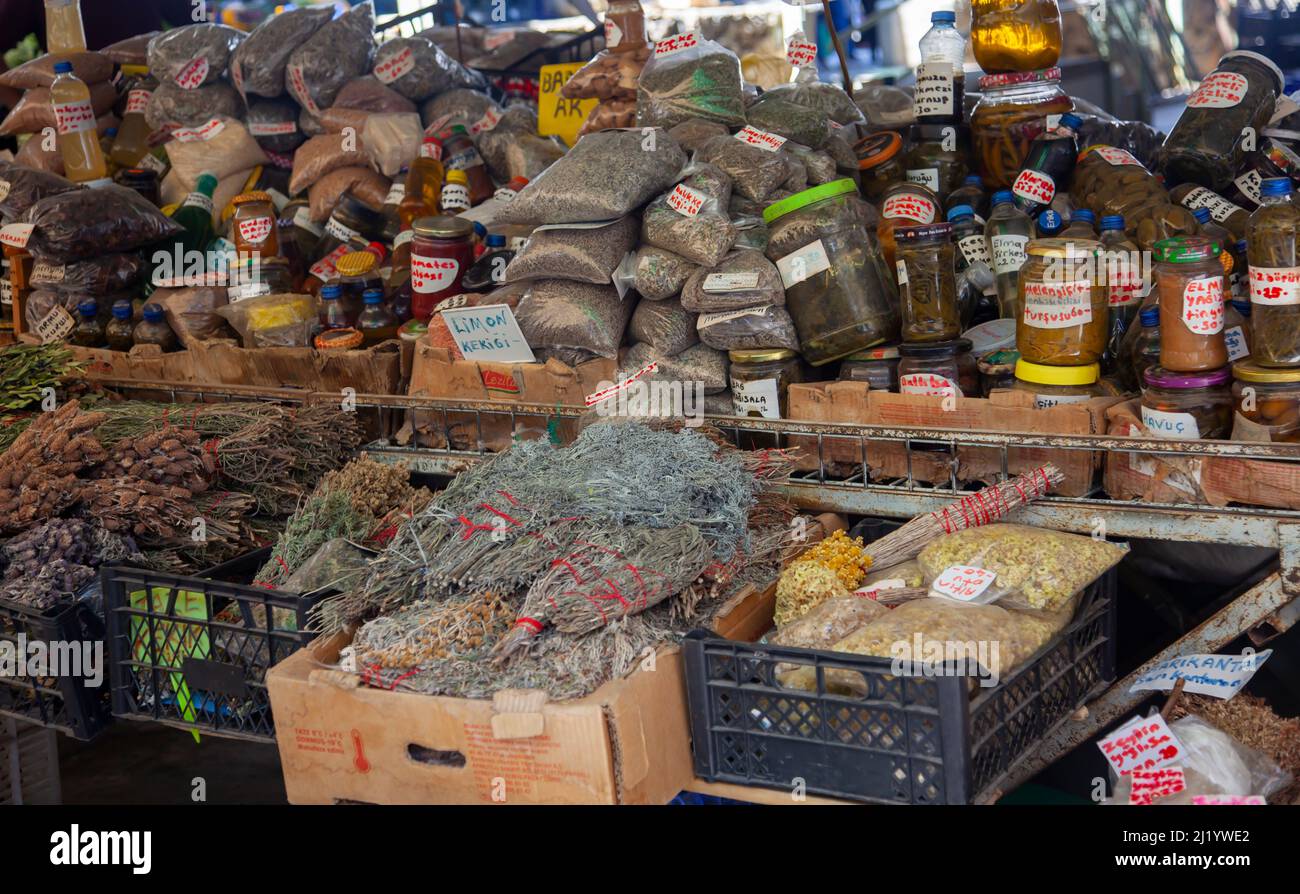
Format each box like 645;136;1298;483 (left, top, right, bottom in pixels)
105;300;136;352
50;58;106;183
1244;176;1300;366
1011;112;1084;217
70;299;104;347
985;189;1032;316
357;288;400;347
946;204;990;270
1036;209;1063;237
319;283;353;331
1119;304;1163;392
132;302;178;352
915;9;967;124
1061;208;1097;239
1098;212;1144;373
463;232;517;293
947;174;988;221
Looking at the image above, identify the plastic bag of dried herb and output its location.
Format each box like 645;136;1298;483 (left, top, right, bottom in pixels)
632;245;698;301
22;184;183;262
515;279;634;360
246;97;306;154
148;23;245;90
420;88;500;134
640;162;737;267
373;36;486;101
628;296;698;356
477;123;566;183
696;303;800;352
765;51;865;127
504;217;639;285
784;142;838;185
698;133;789;202
636;34;746;130
622;341;729;394
495;128;686;226
146;81;243;129
666;118;729;153
0;162;78;221
746;94;831;150
286;1;376;115
28;253;145;296
230;4;334;99
732;216;769;252
681;249;785;313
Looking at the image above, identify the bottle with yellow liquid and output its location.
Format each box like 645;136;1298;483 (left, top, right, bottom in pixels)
44;0;88;55
398;136;444;229
50;60;107;183
970;0;1062;73
110;71;157;169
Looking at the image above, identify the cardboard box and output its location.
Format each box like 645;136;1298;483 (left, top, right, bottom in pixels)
786;381;1123;497
267;584;769;805
1103;399;1300;509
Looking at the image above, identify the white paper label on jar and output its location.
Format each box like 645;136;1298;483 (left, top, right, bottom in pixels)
1181;276;1224;334
1178;186;1244;223
731;376;782;419
1224;325;1250;361
324;216;360;243
411;255;461;294
905;167;940;193
374;46;416;84
1186;71;1249;109
236;215;275;246
698;305;770;328
991;234;1029;274
1033;392;1092;410
384;183;406;206
957;234;991;266
654;32;698;58
1093;146;1142;166
1022;279;1092;328
900;373;959;397
881;193;936;223
702;271;761;293
734;126;787;152
776;239;831;288
931;565;997;602
1234;169;1263;205
137;152;168;174
1046;113;1063;132
667;183;707;217
1142;405;1201;440
605;19;623;48
441;183;471;212
1011;168;1056;206
52;99;95;135
912;62;956;119
895;258;909;286
1249;266;1300;306
125;88;152;115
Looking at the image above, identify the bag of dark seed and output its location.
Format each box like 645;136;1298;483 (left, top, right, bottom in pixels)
746;94;832;150
632;245;698;301
245;98;306;154
230;4;335;99
373;36;487;102
29;253;145;296
636;32;746;130
420;88;500;134
146;81;243;129
628;296;698;356
698;132;790;202
0;163;78;222
515;279;634;360
504;217;640;285
695;303;800;352
21;184;183;262
286;1;376;116
147;23;245;90
640;162;738;268
681;248;785;313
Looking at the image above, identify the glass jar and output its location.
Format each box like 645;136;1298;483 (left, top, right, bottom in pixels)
877;181;941;273
1012;358;1102;408
970;68;1072;189
231;191;280;259
839;344;901;391
896;222;960;342
1223;298;1252;363
1155;235;1228;372
978;348;1020;395
905;124;969;204
319;283;353;330
410;215;474;321
105;301;134;351
1161;52;1286;193
1232;360;1300;442
729;348;802;419
116;167;160;206
335;250;383;323
1140;366;1233;440
357;288;400;347
1016;238;1108;365
855;131;906;204
764;179;900;365
970;0;1062;73
1169;183;1252;241
313;192;381;260
1245;177;1300;367
897;338;979;397
227;256;295;303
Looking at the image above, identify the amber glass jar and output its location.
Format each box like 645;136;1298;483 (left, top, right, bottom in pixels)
895;222;960;342
970;68;1072;189
1232;360;1300;442
855;131;906;204
729;348;802;419
231;191;279;259
1015;238;1107;366
905;124;969;203
1154;235;1228;372
970;0;1062;73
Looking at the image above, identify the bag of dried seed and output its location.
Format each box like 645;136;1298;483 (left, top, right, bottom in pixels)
666;118;729;153
636;33;746;130
640;162;737;268
28;253;145;296
515;279;633;362
631;244;698;301
286;1;376;116
21;185;183;262
504;216;639;285
245;98;306;154
765;33;864;127
0;163;78;221
420;88;499;134
680;249;785;313
147;23;245;90
698;133;790;203
745;94;832;150
628;296;698;356
768;596;887;650
784;142;838;185
695;304;799;352
621;341;729;394
373;36;487;101
146;81;243;129
230;4;335;99
334;76;417;115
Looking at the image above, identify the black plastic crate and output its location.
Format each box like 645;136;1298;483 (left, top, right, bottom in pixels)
684;571;1117;804
103;560;322;742
0;594;112;741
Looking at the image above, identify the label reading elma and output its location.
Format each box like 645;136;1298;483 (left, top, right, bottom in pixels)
731;376;781;418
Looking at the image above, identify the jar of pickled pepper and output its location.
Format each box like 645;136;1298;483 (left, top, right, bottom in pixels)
970;68;1072;189
1016;238;1108;366
970;0;1062;73
895;222;961;342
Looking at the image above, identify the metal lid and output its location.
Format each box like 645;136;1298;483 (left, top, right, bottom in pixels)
1154;235;1220;263
335;252;378;277
1231;360;1300;384
1027;237;1101;258
1220;50;1286;95
1015;358;1100;386
898;338;973;358
978;67;1062;91
1143;365;1232;389
854;131;903;170
413;215;474;239
729;348;797;363
232;191;273;206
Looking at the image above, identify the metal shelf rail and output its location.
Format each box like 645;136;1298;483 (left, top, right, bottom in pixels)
89;379;1300;798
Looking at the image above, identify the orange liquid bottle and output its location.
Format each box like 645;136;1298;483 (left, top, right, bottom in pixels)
398;136;444;230
50;60;106;183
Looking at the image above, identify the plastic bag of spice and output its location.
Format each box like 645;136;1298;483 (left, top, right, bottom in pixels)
0;51;112;90
372;36;486;102
477;126;565;182
420;88;500;134
152;286;232;347
504;216;639;285
29;253;145;295
579;98;638;135
640;162;737;267
666;119;729;154
146;81;243;129
515;279;633;361
0;163;78;221
216;292;317;348
698;133;789;203
307;167;389;222
0;81;117;136
681;249;785;313
21;184;183;262
746;95;832;150
784;142;838;185
286;1;376;116
14;134;65;175
245;98;306;154
102;32;157;68
636;34;746;130
333;77;417;115
496;128;686;226
621;341;729;394
147;23;245;90
632;244;698;300
696;303;800;352
767;78;864;128
165;118;268;190
363;113;423;178
229;4;335;99
628;296;698;356
768;596;887;650
289;134;371;195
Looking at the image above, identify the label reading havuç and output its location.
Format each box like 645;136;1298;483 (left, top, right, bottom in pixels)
1142;405;1200;439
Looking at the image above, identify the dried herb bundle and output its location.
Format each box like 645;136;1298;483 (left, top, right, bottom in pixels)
0;343;82;411
0;400;106;532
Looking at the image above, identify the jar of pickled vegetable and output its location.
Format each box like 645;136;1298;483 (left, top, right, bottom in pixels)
764;179;900;365
970;0;1062;73
877;181;941;272
1232;360;1300;442
1016;238;1108;365
231;191;279;259
1162;51;1286;194
1012;358;1102;408
1155;235;1228;372
1245;177;1300;367
898;338;979;397
905;124;969;203
970;69;1072;189
838;344;900;391
1140;366;1232;440
855;131;906;204
896;222;960;342
729;348;802;419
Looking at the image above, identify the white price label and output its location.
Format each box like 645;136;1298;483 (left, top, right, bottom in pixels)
0;223;34;249
172;118;226;142
667;183;707;217
1093;146;1142;166
412;255;462;294
1098;714;1186;777
775;239;830;288
30;262;65;284
52;100;95;135
881;193;936;223
931;565;997;602
125;88;152;115
702;272;760;293
236;215;275;247
900;373;959;397
1181;276;1224;334
905;168;940;193
174;57;209;90
1187;71;1248;109
1129;766;1187;805
1178;186;1244;224
697;306;769;328
731;377;781;419
991;234;1029;274
1142;405;1201;440
734;126;787;152
374;47;416;84
1033;393;1091;410
1224;325;1250;362
35;305;76;343
1012;168;1056;206
654;32;699;57
1022;279;1093;329
912;61;956;119
957;234;991;266
1234;170;1262;205
1249;266;1300;306
786;37;817;68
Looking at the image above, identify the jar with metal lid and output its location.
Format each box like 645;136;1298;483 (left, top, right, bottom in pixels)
335;250;383;323
970;68;1072;189
313;192;381;260
1140;365;1232;440
410;214;474;321
764;179;900;365
904;124;969;204
1016;238;1108;365
1012;358;1103;408
1232;360;1300;442
838;344;901;391
895;222;960;342
970;0;1062;73
231;191;280;259
1162;51;1287;193
877;180;941;273
1155;235;1228;372
977;348;1019;395
855;131;906;204
897;338;979;397
729;348;802;419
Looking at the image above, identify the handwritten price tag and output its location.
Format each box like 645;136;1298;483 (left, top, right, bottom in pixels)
1093;146;1142;166
35;305;76;343
1249;266;1300;306
1192;794;1266;806
125;88;152;115
734;126;787;152
930;565;997;602
248;120;297;137
1181;276;1224;335
411;256;462;294
174;57;209;90
236;216;275;246
288;63;320;116
1098;714;1185;777
654;32;699;57
0;223;34;249
1012;168;1056;206
667;183;707;217
899;373;959;398
374;47;416;85
172;118;226;142
1129;766;1186;805
881;193;936;224
469;106;501;136
1023;280;1093;329
52;100;95;135
786;38;817;68
1187;71;1248;109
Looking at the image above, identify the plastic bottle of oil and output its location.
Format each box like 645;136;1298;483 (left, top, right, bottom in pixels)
44;0;87;55
398;136;445;229
50;60;106;183
110;73;158;169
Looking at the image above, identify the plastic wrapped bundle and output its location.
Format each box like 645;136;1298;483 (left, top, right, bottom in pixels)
21;185;182;262
698;134;789;202
768;596;887;649
632;245;698;301
695;303;800;352
0;51;112;89
515;280;633;363
681;250;786;313
641;162;737;268
333;76;418;115
148;23;244;89
636;34;746;130
745;94;832;149
286;1;376;115
146;81;243;129
29;253;145;295
230;4;337;98
621;341;729;394
372;36;486;101
477;126;565;182
504;217;639;285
